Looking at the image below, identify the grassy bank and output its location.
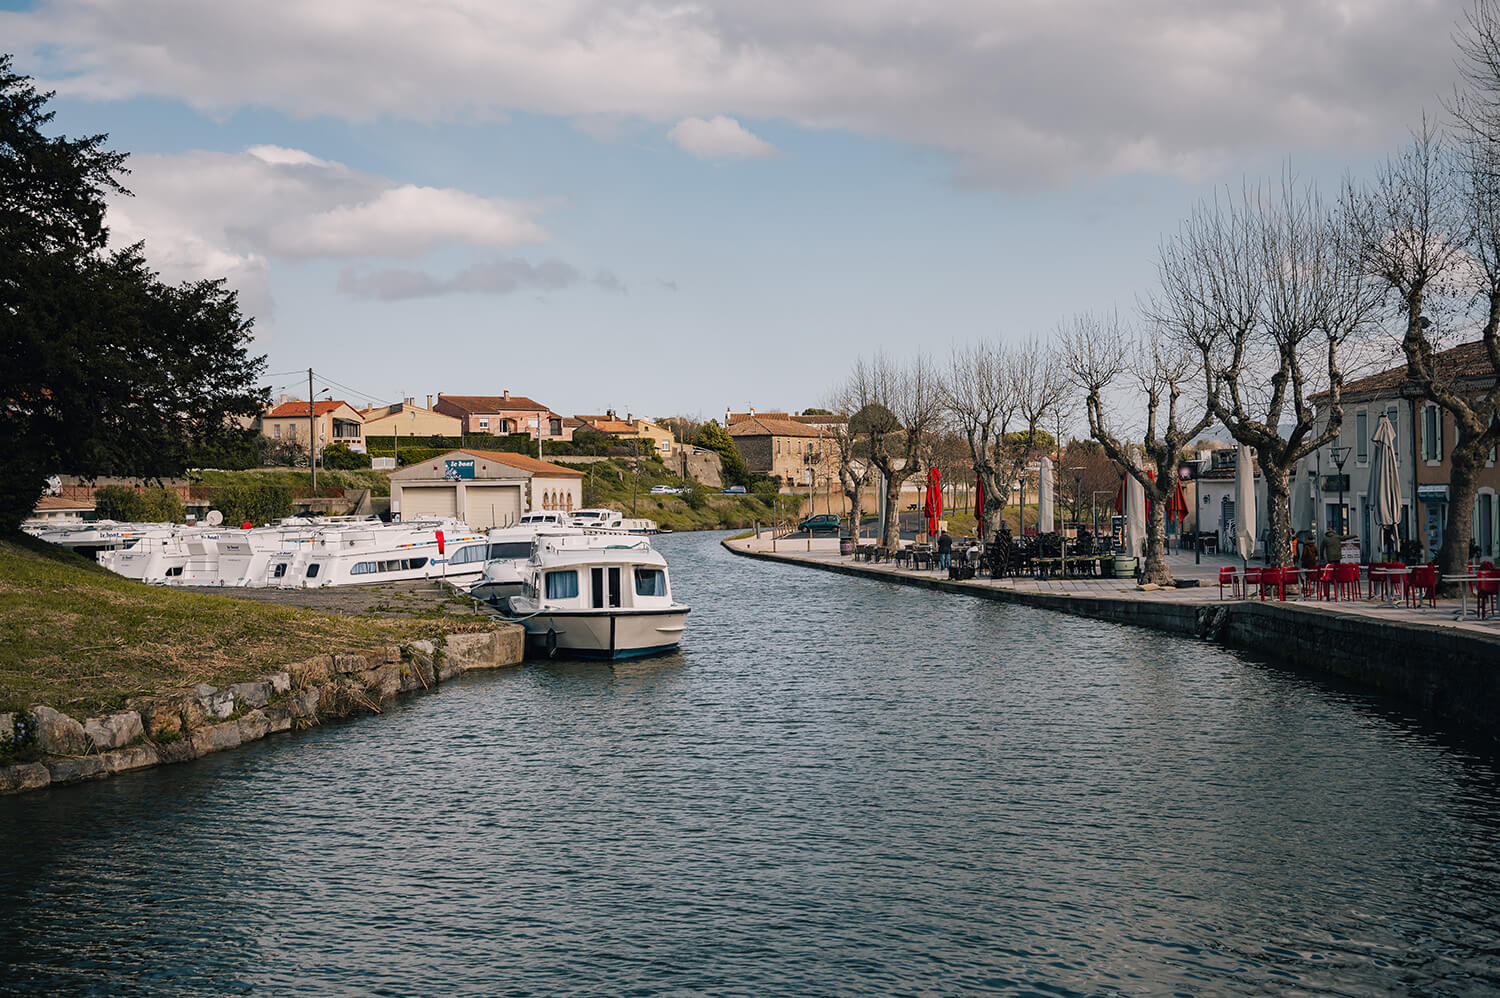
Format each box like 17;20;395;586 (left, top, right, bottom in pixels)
0;534;484;716
561;458;794;531
191;467;393;497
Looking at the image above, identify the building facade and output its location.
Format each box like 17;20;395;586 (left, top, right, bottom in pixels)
726;414;835;489
361;397;462;438
387;449;585;529
434;393;573;441
261;399;366;454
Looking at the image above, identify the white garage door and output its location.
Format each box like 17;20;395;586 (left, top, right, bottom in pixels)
401;485;458;520
464;485;522;529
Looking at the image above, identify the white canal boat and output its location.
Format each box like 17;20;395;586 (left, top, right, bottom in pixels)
503;533;689;660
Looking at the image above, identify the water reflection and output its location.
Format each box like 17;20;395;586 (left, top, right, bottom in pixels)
1;531;1498;996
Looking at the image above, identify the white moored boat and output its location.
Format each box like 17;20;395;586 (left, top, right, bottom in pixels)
465;523;582;603
503;533;689;660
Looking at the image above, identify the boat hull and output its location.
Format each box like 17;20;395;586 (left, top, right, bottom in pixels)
516;607;689;660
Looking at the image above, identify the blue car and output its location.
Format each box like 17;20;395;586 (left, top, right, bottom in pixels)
721;485;747;494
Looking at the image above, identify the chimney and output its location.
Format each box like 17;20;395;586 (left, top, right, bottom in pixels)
404;396;414;406
725;407;731;425
626;412;633;423
503;390;510;400
426;395;433;409
279;393;288;404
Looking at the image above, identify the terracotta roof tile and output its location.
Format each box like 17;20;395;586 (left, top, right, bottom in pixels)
265;400;354;418
462;450;586;478
726;416;825;438
438;394;553;413
1322;340;1498;401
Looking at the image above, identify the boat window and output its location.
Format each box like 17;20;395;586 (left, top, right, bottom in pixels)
608;566;622;608
306;564;320;578
545;570;579;599
273;563;287;578
591;567;605;608
489;542;532;559
350;557;429;575
634;568;666;597
165;566;183;577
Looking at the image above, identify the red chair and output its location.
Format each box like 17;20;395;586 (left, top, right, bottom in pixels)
1218;566;1239;600
1405;565;1438;608
1243;567;1262;599
1260;567;1289;601
1333;563;1362;601
1315;564;1335;600
1477;561;1498;619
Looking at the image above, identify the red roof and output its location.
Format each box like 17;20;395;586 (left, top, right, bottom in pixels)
463;450;585;478
438;394;554;414
265;399;354;418
1319;340;1498;401
726;415;824;438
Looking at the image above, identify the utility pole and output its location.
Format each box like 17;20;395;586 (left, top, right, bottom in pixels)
308;368;316;492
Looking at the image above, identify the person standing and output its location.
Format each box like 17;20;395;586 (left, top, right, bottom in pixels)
937;530;952;572
1321;526;1342;564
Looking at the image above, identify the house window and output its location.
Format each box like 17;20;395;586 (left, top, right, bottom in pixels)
272;424;281;439
1355;410;1368;463
1422;405;1442;462
550;418;562;436
288;424;298;441
477;417;489;430
500;419;514;433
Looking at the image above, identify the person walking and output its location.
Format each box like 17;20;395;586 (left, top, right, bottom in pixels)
937;530;952;572
1321;526;1342;564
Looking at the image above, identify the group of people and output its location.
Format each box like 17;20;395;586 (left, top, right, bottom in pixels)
927;525;1117;580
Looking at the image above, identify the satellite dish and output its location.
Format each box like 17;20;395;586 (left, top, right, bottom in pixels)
205;510;224;526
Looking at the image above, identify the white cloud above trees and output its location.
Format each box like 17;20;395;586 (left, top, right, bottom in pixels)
4;0;1468;184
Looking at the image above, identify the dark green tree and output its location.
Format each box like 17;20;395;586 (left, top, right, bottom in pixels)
695;419;750;487
1;56;267;531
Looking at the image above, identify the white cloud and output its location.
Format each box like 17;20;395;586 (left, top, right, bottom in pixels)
668;115;777;159
104;146;550;329
2;0;1470;184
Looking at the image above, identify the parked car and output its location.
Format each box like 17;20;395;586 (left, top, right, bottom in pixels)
721;485;747;494
798;513;841;534
649;485;683;495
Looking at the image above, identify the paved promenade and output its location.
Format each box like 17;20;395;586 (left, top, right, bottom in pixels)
728;533;1500;641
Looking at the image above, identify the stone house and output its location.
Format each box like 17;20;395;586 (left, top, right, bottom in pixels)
726;414;835;489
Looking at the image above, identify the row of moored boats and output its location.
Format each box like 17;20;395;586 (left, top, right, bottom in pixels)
25;509;689;660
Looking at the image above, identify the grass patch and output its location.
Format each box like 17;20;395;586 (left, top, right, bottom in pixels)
191;467;393;498
0;533;490;717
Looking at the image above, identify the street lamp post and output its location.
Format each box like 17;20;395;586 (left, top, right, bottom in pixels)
1330;444;1352;537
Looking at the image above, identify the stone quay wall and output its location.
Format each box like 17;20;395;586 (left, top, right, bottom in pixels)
0;625;524;796
727;543;1500;734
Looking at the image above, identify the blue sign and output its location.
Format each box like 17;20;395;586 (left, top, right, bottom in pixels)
444;459;476;480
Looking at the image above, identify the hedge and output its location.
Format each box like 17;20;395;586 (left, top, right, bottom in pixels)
210;482;293;526
93;486;185;523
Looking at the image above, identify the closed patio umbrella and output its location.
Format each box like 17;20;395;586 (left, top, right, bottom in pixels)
1235;444;1256;565
926;466;942;536
1124;460;1146;560
1038;456;1055;533
1290;454;1312;536
1369;413;1402;561
974;477;987;538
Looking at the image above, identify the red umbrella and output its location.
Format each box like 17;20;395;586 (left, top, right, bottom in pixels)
927;466;942;535
1168;480;1189;524
974;477;987;538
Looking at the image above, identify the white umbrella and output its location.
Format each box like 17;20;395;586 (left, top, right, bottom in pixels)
1368;413;1402;560
1235;443;1257;564
1038;456;1055;534
1124;458;1146;560
1290;453;1312;535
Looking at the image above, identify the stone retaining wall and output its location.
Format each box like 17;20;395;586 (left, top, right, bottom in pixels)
728;542;1500;734
0;625;524;795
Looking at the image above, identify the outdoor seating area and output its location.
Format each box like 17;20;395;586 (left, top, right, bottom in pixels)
1214;560;1500;620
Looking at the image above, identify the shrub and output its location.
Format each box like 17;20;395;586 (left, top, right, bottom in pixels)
93;485;185;523
320;443;370;469
682;486;708;511
211;482;293;526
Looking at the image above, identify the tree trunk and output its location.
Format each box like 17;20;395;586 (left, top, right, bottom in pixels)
1439;442;1485;585
1262;464;1293;567
881;474;905;550
845;489;864;545
1143;491;1172;585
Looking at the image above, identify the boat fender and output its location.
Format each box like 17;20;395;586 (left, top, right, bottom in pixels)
545;626;558;658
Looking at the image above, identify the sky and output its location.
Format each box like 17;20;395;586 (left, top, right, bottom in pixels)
1;0;1475;423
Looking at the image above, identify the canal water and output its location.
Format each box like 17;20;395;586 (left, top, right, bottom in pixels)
2;530;1499;996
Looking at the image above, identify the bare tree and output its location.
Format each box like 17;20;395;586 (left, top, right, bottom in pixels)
1352;121;1500;579
1157;174;1379;567
827;364;877;543
1064;313;1215;584
854;353;944;550
944;340;1068;538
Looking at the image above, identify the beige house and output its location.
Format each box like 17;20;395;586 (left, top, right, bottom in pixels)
261;399;366;454
361;396;462;438
434;392;573;442
576;411;676;455
388;449;585;529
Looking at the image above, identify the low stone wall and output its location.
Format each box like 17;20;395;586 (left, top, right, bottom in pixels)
0;625;525;795
727;543;1500;733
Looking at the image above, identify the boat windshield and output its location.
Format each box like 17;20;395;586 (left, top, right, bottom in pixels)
489;541;532;559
